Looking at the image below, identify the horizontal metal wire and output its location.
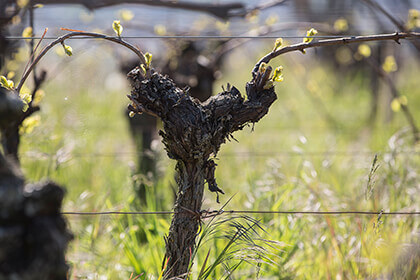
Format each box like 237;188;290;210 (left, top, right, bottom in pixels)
61;210;420;216
4;35;415;40
20;150;419;158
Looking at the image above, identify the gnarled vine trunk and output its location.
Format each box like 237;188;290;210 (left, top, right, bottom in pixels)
164;160;206;276
127;64;277;278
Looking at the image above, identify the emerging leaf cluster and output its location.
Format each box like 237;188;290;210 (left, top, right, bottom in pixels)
303;28;318;43
0;75;14;90
113;20;123;37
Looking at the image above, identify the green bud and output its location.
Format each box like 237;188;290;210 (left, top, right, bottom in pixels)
144;52;152;68
272;66;284;82
19;90;32;112
62;43;73;56
303;28;318;43
113;20;123;37
0;75;14;90
273;38;283;52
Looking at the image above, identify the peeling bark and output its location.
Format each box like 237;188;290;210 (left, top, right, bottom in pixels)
127;66;276;278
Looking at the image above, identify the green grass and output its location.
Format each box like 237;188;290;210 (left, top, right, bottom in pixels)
16;44;420;279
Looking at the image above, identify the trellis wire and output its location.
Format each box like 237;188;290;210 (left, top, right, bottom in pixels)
20;150;420;159
61;210;420;216
5;35;420;40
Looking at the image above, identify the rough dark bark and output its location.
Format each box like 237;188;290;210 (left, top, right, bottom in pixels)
122;41;222;202
127;65;276;278
0;154;72;279
163;160;206;277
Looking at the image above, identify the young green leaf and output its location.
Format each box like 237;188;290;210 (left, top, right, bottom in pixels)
19;89;32;112
273;38;283;52
0;75;14;90
19;87;32;103
303;28;318;43
61;43;73;56
144;52;152;68
113;20;123;37
272;66;284;82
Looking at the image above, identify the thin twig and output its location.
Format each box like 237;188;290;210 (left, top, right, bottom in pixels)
16;31;145;92
5;35;366;40
253;32;420;73
29;2;36;85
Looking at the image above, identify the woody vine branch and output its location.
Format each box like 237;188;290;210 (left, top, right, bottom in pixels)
254;32;420;73
17;30;146;92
